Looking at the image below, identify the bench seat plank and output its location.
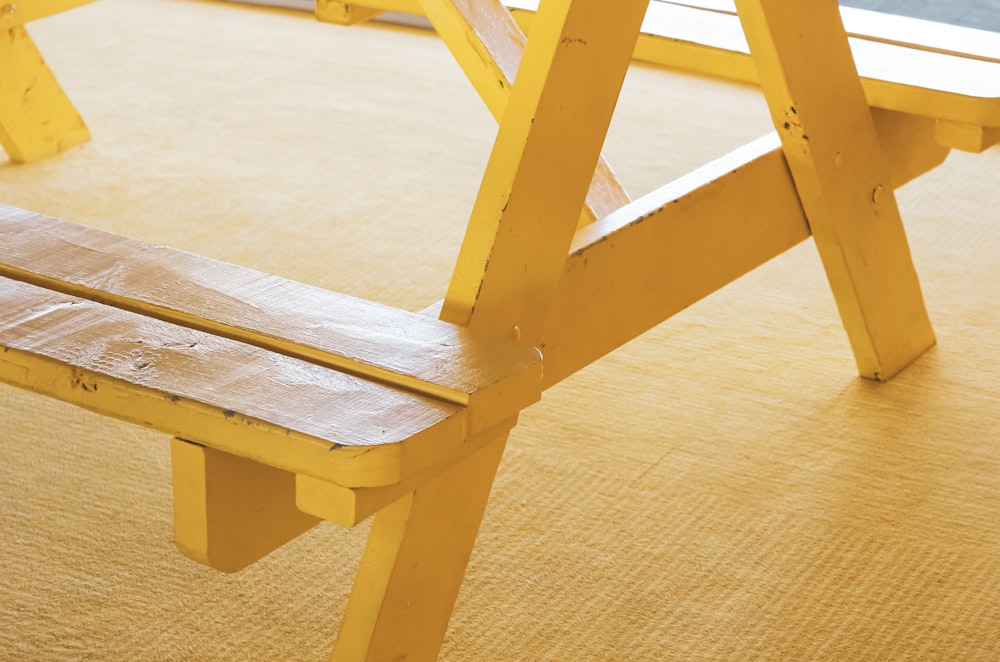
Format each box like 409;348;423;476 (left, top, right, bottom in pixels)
0;275;468;488
0;205;541;434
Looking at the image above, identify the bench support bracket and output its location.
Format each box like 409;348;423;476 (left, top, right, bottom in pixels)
171;438;321;573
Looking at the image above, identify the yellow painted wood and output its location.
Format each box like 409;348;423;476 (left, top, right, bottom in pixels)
441;0;649;342
935;120;1000;153
541;134;808;386
296;417;516;527
171;438;320;573
0;206;541;435
315;1;383;25
0;275;471;488
324;0;1000;148
330;427;508;662
326;4;649;658
870;108;950;186
0;26;90;162
416;0;630;224
507;0;1000;144
0;0;95;30
735;0;935;381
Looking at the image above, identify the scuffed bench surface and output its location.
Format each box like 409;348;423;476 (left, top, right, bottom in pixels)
0;205;542;487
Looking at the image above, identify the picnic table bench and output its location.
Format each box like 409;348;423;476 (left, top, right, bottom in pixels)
3;0;1000;659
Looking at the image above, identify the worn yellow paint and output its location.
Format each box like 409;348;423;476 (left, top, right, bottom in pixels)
0;26;90;162
416;0;630;224
441;0;649;341
0;275;480;488
541;134;809;386
330;428;508;662
321;3;650;659
735;0;935;380
4;2;995;660
0;206;541;435
171;438;320;573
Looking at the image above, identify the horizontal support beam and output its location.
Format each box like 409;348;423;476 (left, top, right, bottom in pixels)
539;106;949;386
0;206;541;435
539;134;809;387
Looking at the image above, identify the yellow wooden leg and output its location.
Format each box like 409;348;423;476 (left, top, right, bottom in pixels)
735;0;936;381
330;430;508;662
171;438;320;573
417;0;630;224
441;0;650;340
0;26;90;163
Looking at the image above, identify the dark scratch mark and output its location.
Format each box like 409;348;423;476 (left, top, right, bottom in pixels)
170;395;181;403
223;409;236;419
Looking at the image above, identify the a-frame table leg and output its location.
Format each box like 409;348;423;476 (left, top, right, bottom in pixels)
416;0;631;223
331;1;648;659
0;26;90;163
735;0;935;381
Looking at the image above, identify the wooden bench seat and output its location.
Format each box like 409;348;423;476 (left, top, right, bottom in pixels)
5;0;992;658
0;203;541;569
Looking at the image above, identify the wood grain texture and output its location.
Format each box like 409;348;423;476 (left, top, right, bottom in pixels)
1;2;998;660
0;205;541;433
542;134;810;386
0;275;467;487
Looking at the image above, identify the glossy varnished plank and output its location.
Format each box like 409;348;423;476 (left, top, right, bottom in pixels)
0;276;467;487
0;205;541;433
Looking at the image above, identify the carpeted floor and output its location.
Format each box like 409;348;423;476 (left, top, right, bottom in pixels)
1;1;999;659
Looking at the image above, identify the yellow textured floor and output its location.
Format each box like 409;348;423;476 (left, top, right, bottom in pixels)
2;1;999;659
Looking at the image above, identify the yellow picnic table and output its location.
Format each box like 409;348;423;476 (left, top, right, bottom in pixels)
2;1;1000;660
